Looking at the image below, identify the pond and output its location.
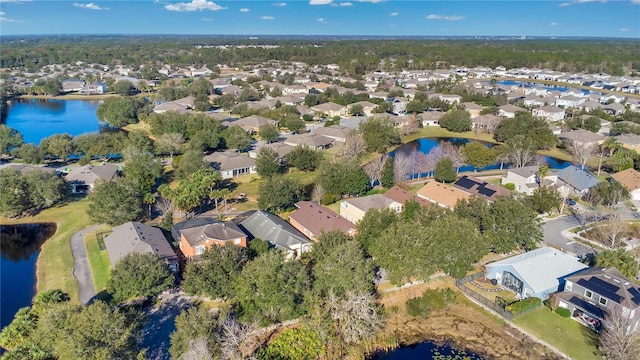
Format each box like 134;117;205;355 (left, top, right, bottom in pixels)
0;223;57;330
390;138;571;177
372;341;483;360
5;99;101;145
493;80;600;96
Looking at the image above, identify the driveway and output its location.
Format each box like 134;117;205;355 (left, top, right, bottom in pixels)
71;224;102;304
543;214;596;259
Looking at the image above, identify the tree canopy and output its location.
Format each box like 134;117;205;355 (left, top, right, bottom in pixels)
87;178;143;226
108;252;175;302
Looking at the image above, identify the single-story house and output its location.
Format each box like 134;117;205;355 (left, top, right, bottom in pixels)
174;218;248;258
284;133;333;150
453;175;511;202
421;111;445;127
289;201;357;241
79;82;107;95
558;129;605;148
416;181;470;209
339;194;399;224
204;151;257;179
229;115;279;133
312;125;351;143
463;102;483;118
498;104;527;118
310;102;348;118
239;210;312;258
615;134;640;151
104;221;178;272
485;246;588;300
382;185;430;211
532;105;565;122
248;142;294;163
556;165;601;197
471;114;501;133
610;168;640;201
64;163;120;194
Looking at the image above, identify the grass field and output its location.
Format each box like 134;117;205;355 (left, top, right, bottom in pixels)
84;226;112;296
513;307;601;360
1;198;92;303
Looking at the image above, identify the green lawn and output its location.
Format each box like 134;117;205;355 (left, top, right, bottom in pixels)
84;226;112;295
513;307;601;360
1;198;92;303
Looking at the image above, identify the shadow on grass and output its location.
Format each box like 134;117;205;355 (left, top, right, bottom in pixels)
580;324;600;350
91;290;114;304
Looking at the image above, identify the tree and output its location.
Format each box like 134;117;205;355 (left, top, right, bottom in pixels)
568;141;597;171
439;109;472;132
318;160;369;197
258;124;279;143
586;181;629;207
595;249;639;279
108;252;174;301
526;186;561;214
182;244;248;299
486;196;543;252
112;80;134;96
282;117;306;134
12;143;43;164
494;112;556;149
349;103;364;116
0;307;38;351
335;131;367;161
596;211;628;249
170;306;220;360
461;142;496;170
95;96;143;128
258;175;304;211
286;145;322;171
326;291;383;344
599;306;640;360
363;155;387;187
355;207;398;253
507;134;537;168
0;125;24;155
123;152;162;194
358;117;400;153
39;133;74;161
434;157;456;183
223;126;252;151
155;132;184;159
380;156;395;188
255;147;281;178
0;168;67;217
234;251;310;325
175;149;207;180
87;178;143;226
256;327;324;360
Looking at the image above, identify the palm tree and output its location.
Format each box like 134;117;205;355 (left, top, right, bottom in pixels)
597;137;621;176
143;192;156;218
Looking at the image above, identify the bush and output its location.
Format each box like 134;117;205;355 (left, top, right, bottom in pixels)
504;183;515;190
505;297;541;315
320;192;338;205
406;288;457;318
555;307;571;318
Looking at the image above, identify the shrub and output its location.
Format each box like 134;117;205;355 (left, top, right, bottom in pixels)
504;183;515;190
320;192;338;205
406;288;457;318
555;307;571;318
505;297;541;315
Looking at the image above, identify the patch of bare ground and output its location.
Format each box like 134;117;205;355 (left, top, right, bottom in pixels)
375;279;562;360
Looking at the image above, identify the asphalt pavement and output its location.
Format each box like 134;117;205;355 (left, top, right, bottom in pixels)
542;214;597;259
71;224;101;304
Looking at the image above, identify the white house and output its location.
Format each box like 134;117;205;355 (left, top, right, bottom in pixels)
532;105;565;122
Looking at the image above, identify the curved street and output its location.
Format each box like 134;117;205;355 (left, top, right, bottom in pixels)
71;224;101;304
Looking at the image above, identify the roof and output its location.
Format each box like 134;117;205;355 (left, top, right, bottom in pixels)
239;210;311;252
536;105;565;113
257;142;295;158
311;101;345;112
383;185;429;206
472;114;501;125
231;115;278;129
0;163;56;175
65;163;119;185
564;267;640;309
615;134;640;146
313;125;351;140
558;129;605;144
179;221;246;247
556;165;600;192
611;168;640;191
416;181;470;209
343;194;394;213
507;165;539;179
486;247;588;295
289;201;356;238
104;221;177;267
284;133;333;148
453;175;511;202
204;151;256;172
498;104;526;114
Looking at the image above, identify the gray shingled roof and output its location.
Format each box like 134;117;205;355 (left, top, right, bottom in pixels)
204;151;256;172
65;163;119;186
179;221;246;247
239;210;310;252
104;221;177;267
343;194;394;212
557;165;601;192
507;165;539;178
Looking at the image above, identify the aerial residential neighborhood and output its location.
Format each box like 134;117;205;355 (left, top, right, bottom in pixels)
1;31;640;360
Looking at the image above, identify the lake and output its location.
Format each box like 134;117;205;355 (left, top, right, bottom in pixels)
372;341;483;360
5;99;101;145
493;80;600;96
0;223;56;330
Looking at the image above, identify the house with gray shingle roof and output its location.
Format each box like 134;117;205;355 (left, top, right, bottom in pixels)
173;218;247;258
104;221;178;271
310;102;347;117
230;115;279;132
204;151;257;179
239;210;312;258
556;165;601;197
284;133;333;150
64;163;120;194
313;125;351;143
558;129;605;148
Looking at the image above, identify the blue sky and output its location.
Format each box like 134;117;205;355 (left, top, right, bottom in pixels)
0;0;638;38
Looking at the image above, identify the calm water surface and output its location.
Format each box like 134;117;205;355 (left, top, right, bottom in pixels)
6;99;101;144
373;341;483;359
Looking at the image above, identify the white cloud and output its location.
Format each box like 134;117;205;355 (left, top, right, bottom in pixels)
0;10;16;22
240;7;250;12
357;0;385;2
426;14;464;21
274;2;286;6
337;1;352;5
631;0;640;5
73;2;108;10
261;15;275;20
0;0;31;3
559;0;606;6
620;27;630;32
549;22;558;26
390;12;398;16
317;17;327;23
165;0;227;12
310;0;332;4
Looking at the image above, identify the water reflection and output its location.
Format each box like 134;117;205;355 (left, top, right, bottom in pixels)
0;223;56;261
372;341;483;360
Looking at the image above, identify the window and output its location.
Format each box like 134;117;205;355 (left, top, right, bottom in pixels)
233;238;241;245
565;282;573;291
584;290;593;299
196;246;205;255
599;297;608;306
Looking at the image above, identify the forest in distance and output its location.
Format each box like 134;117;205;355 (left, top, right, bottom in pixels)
1;35;639;77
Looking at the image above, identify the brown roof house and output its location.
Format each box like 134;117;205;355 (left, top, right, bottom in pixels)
64;163;120;194
611;168;640;201
284;133;333;150
172;217;248;258
204;150;257;179
311;102;348;118
383;185;430;209
417;181;470;209
289;201;357;241
230;115;279;133
104;221;178;272
558;129;605;148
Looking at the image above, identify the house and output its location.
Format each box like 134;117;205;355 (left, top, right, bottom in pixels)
555;95;586;108
532;105;565;122
174;218;248;258
556;267;640;332
310;102;347;117
289;201;357;241
610;168;640;201
239;210;312;258
556;165;601;197
204;151;257;179
501;166;544;195
284;133;333;150
471;114;501;133
104;221;178;271
558;129;605;148
453;175;511;202
463;102;483;118
485;247;588;300
522;94;546;107
498;104;527;118
61;78;85;92
416;181;470;209
313;125;351;143
421;111;445;127
602;102;625;116
382;185;429;211
615;134;640;151
248;142;294;162
153;101;189;114
229;115;278;132
64;163;120;194
350;101;378;116
79;82;107;95
339;194;398;224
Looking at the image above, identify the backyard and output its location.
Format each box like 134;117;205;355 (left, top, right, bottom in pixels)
83;226;112;300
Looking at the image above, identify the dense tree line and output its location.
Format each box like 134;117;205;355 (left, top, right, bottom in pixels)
0;168;68;217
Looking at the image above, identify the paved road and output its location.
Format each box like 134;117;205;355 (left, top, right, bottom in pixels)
71;224;101;304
